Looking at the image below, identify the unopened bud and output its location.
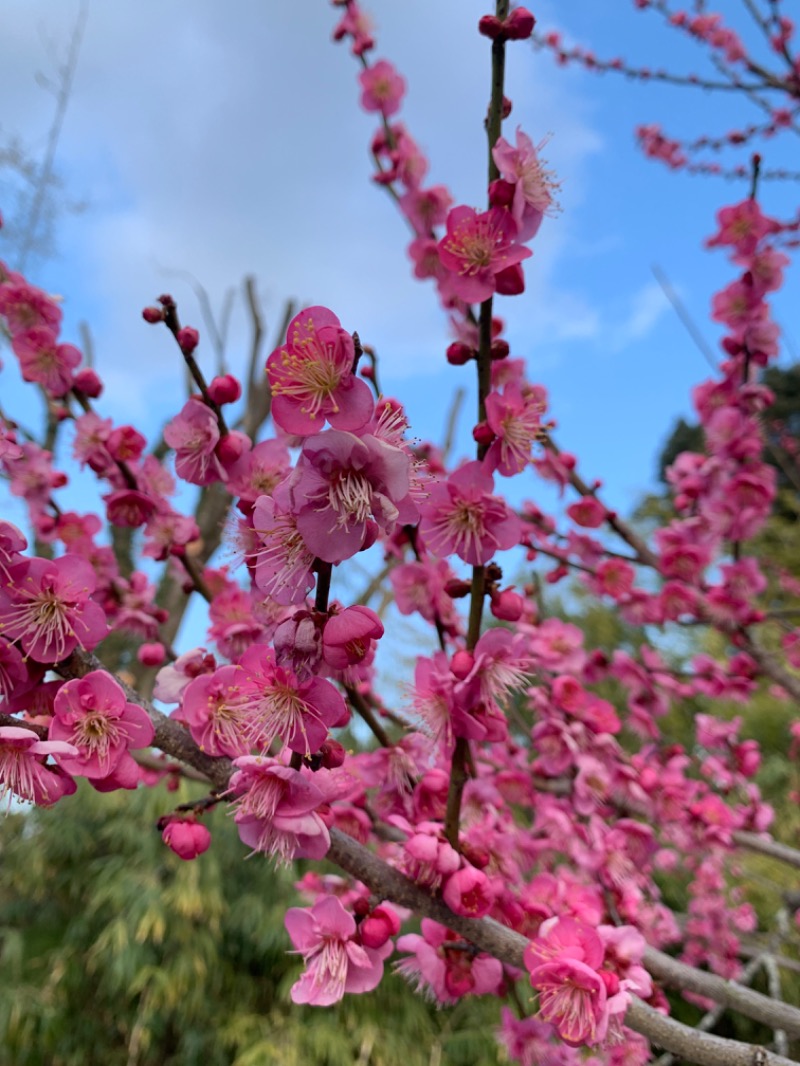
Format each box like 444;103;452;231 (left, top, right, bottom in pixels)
73;367;103;398
478;14;504;38
142;306;164;324
446;341;474;366
450;649;475;680
505;7;536;39
177;326;199;354
208;373;242;405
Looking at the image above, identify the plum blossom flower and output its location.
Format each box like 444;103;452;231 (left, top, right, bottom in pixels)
284;429;415;564
395;919;502;1005
322;605;384;670
285;895;392;1005
174;665;249;758
0;726;78;807
438;205;531;303
50;669;155;784
524;918;610;1046
11;326;81;396
418;461;521;565
266;307;373;436
249;492;317;605
358;59;406;116
0;555;107;663
232;646;347;756
484;382;546;476
163;398;226;486
493;128;559;240
230;756;331;862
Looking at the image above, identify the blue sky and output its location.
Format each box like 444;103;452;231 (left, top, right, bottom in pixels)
1;0;798;538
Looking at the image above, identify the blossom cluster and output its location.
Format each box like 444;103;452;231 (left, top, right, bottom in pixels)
1;3;799;1064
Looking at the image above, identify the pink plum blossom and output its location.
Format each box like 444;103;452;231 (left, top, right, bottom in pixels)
0;726;78;807
395;919;502;1005
249;492;317;605
322;605;384;669
284;429;415;564
50;669;155;784
11;326;81;397
232;645;347;756
438;205;531;303
174;665;249;758
163;398;226;486
230;756;331;862
492;128;559;240
0;555;107;663
285;895;392;1005
418;461;521;565
358;59;406;116
266;307;373;436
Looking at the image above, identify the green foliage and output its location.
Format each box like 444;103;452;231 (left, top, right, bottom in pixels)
0;783;504;1066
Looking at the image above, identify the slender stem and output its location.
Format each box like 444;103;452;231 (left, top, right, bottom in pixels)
314;560;333;614
444;0;509;851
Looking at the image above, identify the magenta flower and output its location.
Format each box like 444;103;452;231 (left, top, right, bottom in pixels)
485;382;546;476
11;325;81;397
0;519;27;581
50;669;155;782
285;895;392;1005
285;430;414;564
442;865;494;918
418;461;521;565
438;206;531;303
0;726;78;807
395;919;502;1005
0;280;62;335
230;756;331;862
358;59;406;117
528;958;608;1046
492;128;559;240
266;307;374;436
250;493;316;605
163;398;226;486
0;555;107;663
232;646;347;756
174;665;249;758
322;605;384;670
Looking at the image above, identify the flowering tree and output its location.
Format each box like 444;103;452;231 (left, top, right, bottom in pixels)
2;2;800;1063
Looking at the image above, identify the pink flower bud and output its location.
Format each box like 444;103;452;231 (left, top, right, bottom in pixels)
138;642;167;667
216;430;249;468
359;904;401;949
488;178;515;209
501;95;513;119
478;14;504;38
490;588;524;621
473;420;496;448
177;326;199;354
505;7;535;39
142;306;165;324
490;338;510;360
208;373;242;405
450;649;475;680
445;578;472;599
162;818;211;860
446;341;474;365
318;738;346;769
73;367;103;398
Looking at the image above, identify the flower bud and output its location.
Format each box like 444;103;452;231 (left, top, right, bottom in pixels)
472;420;496;447
446;341;474;365
478;14;504;38
208;373;242;405
138;642;167;667
490;588;524;622
73;367;103;398
216;430;249;468
162;818;211;860
505;7;536;39
488;178;515;209
450;649;475;680
177;326;199;354
142;306;165;324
